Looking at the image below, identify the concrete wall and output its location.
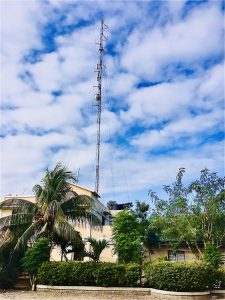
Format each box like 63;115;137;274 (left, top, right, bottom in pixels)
149;246;197;262
0;208;12;218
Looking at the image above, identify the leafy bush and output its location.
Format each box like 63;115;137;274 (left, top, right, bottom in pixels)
216;268;225;289
22;238;50;276
144;261;216;292
95;263;126;287
37;261;141;287
22;238;51;290
37;261;97;286
125;263;142;287
221;269;225;289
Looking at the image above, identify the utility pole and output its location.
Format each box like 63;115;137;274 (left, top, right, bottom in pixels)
94;19;107;195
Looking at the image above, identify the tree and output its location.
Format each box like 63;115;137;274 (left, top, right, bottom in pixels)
107;201;117;210
83;237;110;262
202;242;222;268
113;211;143;263
0;239;23;288
0;163;99;260
134;201;159;259
149;168;225;259
22;238;50;291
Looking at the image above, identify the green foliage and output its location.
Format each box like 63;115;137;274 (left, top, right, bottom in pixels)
107;201;117;210
37;261;141;287
0;163;99;260
95;263;126;287
38;261;97;286
144;261;216;292
217;268;225;289
125;263;142;287
22;238;50;276
149;168;225;257
84;237;110;262
0;240;23;288
113;211;143;263
203;242;222;268
154;255;168;262
0;262;19;288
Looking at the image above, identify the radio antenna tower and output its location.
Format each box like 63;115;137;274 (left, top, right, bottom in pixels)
94;19;107;194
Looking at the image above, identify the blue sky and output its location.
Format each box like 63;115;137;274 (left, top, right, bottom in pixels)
1;0;224;205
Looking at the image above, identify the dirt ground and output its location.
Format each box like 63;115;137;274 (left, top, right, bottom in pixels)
0;290;151;300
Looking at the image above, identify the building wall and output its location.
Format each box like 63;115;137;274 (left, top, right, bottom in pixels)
70;184;96;199
50;223;116;262
148;246;197;262
0;208;12;218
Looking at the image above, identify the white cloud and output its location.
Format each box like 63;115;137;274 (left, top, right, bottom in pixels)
99;140;224;199
121;78;197;125
131;109;223;150
121;4;223;80
197;61;224;107
1;1;224;205
1;0;41;63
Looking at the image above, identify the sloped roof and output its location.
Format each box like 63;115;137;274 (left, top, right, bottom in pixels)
69;183;100;198
0;198;23;208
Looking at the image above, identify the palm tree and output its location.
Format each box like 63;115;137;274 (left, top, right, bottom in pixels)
0;163;100;260
84;237;110;262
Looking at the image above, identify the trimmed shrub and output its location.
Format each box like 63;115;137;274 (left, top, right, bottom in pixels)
95;263;126;287
125;263;142;287
37;261;141;287
221;269;225;289
216;268;225;289
37;261;97;286
144;261;216;292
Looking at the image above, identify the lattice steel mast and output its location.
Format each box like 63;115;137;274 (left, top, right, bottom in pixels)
94;20;107;194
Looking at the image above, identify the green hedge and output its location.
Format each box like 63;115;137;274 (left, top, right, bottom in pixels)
37;262;141;287
125;263;142;287
144;262;216;292
216;268;225;289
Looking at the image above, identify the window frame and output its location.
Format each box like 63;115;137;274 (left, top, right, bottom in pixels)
168;250;185;262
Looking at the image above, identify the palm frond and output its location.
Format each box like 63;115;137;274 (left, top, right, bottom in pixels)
0;213;33;231
86;237;110;253
84;238;110;262
0;231;16;256
45;200;65;222
14;220;43;252
33;163;78;210
61;194;92;209
85;212;102;227
53;219;83;247
83;250;97;261
61;195;102;226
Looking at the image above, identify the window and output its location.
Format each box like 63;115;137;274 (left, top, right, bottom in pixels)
168;250;185;262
